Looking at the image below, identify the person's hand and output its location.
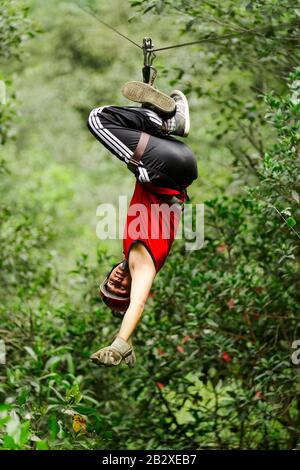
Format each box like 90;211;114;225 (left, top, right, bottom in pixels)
124;337;136;368
90;337;134;367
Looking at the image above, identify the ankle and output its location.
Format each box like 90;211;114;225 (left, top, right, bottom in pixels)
112;336;131;354
161;121;168;134
116;334;130;344
163;115;177;134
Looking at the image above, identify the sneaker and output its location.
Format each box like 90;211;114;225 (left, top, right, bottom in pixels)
122;81;176;114
165;90;190;137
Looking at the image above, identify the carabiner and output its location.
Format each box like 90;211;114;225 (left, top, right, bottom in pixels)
142;37;157;85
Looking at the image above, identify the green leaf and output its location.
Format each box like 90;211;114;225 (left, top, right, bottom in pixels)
0;417;10;428
49;385;65;402
291;190;300;204
282;207;291;216
19;421;30;447
72;405;96;416
44;356;61;370
36;440;49;450
3;435;19;450
286;217;296;227
48;414;59;440
24;346;38;361
0;404;11;413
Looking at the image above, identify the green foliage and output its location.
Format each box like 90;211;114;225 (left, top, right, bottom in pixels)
0;0;35;149
114;67;300;449
131;0;299;78
0;85;16;145
0;0;300;451
0;0;36;60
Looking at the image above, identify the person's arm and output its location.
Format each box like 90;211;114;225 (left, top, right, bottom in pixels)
117;243;156;342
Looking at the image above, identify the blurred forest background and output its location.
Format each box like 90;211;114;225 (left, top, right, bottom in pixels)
0;0;300;450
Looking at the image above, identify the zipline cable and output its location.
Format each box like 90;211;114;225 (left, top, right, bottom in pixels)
75;1;142;50
75;2;299;53
152;21;300;52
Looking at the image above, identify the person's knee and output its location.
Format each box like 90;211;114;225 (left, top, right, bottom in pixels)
88;106;113;130
87;108;97;131
88;107;109;133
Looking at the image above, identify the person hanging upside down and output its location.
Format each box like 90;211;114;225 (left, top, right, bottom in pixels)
87;81;198;368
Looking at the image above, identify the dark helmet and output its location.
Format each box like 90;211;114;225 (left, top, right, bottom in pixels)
99;260;130;315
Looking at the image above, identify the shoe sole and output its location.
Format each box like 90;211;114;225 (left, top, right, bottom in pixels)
170;89;190;137
122;81;176;114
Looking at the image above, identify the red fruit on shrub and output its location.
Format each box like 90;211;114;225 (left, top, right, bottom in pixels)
155;382;165;390
222;352;232;363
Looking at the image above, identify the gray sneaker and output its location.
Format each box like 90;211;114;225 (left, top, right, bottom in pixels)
165;90;190;137
122;81;176;114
